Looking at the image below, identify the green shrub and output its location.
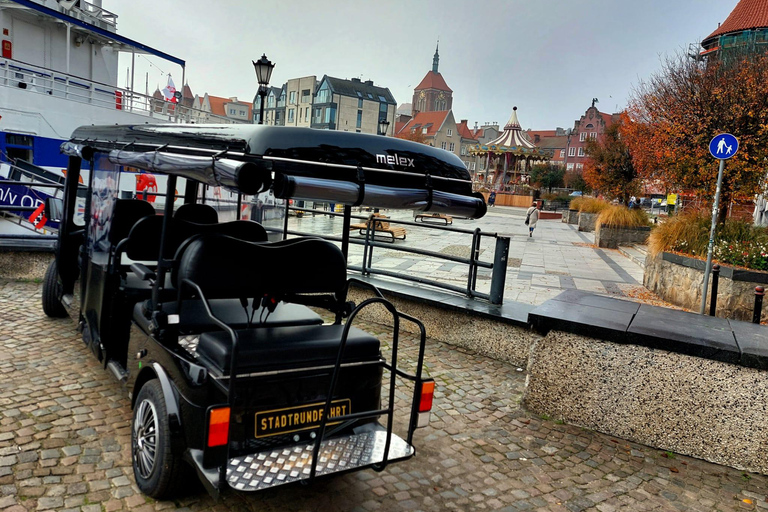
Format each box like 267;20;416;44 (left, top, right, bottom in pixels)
648;212;768;271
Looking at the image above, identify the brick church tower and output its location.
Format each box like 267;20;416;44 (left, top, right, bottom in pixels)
411;44;453;115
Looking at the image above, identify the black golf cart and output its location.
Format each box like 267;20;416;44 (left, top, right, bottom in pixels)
42;124;486;499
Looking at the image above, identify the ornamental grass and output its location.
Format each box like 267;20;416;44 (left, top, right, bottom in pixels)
576;197;611;214
595;205;651;232
569;197;584;211
648;211;768;271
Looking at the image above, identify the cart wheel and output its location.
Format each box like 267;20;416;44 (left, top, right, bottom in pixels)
42;260;67;318
132;380;187;499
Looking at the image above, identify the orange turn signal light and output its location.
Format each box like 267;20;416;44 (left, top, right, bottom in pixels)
207;407;230;447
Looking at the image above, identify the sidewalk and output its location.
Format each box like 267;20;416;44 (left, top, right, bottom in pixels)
288;206;645;306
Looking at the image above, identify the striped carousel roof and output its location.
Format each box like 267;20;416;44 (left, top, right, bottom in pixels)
469;106;552;158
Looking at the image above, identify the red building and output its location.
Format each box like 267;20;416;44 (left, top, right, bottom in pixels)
411;45;453;115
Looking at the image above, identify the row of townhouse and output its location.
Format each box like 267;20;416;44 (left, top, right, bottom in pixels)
255;75;397;136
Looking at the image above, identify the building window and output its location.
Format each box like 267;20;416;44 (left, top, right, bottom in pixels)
422;128;428;134
560;150;565;158
471;162;476;171
461;145;466;156
367;93;374;99
289;91;296;104
379;102;387;115
314;108;322;123
568;147;576;157
576;163;583;170
356;110;362;129
378;95;387;102
567;163;574;170
301;89;310;102
288;108;295;123
229;108;236;115
325;107;336;123
480;162;485;170
441;141;447;150
267;95;276;108
590;132;597;140
578;147;585;157
447;129;452;136
358;98;363;108
239;110;246;116
316;84;330;103
579;132;587;142
449;142;455;152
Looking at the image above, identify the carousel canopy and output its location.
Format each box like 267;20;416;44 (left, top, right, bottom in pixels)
469;106;552;158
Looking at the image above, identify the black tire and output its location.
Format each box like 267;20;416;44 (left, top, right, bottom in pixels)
42;260;67;318
132;380;188;499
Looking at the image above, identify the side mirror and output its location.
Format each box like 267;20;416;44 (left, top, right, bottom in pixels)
45;197;64;222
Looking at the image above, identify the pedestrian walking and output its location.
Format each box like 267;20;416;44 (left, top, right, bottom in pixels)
488;191;496;207
525;202;540;237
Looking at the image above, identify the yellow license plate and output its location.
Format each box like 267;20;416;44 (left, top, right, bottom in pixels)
255;399;352;438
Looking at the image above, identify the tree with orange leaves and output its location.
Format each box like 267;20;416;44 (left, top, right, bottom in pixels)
396;128;428;145
624;51;768;223
583;117;639;204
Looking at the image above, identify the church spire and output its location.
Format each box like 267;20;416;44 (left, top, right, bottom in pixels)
432;41;439;73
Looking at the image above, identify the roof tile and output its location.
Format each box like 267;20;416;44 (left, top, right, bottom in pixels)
414;71;453;92
704;0;768;43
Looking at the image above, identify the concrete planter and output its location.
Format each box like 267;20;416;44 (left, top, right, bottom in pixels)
644;252;768;322
577;212;598;232
595;225;651;249
561;209;579;224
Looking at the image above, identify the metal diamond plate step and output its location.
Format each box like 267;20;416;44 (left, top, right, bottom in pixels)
226;430;414;491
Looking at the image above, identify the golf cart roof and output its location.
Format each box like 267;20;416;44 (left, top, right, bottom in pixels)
63;124;486;218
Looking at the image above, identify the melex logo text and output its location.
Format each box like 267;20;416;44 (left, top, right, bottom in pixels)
376;154;415;167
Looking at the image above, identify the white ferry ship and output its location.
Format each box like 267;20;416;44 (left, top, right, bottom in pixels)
0;0;263;239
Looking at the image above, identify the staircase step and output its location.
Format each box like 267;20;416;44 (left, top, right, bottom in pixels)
618;245;647;269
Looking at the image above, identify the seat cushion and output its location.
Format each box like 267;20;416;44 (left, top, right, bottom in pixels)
197;324;380;374
163;299;324;334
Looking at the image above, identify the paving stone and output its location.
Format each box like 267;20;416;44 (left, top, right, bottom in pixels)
1;280;767;512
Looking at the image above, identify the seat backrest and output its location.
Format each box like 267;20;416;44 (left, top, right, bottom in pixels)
174;203;218;224
175;235;346;300
124;216;268;265
108;199;155;245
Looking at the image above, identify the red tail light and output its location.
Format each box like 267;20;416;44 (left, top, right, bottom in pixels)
418;380;435;413
207;407;230;447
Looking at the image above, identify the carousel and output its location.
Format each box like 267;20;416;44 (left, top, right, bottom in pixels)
469;106;553;191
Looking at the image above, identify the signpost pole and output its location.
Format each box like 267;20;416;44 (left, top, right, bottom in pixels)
699;158;726;314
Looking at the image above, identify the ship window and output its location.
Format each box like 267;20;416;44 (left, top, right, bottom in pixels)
4;134;33;164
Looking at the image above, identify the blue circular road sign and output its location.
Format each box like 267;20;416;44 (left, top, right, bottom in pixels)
709;133;739;159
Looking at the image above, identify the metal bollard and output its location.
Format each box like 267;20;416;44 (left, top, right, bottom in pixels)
489;236;510;305
709;265;720;316
754;286;765;324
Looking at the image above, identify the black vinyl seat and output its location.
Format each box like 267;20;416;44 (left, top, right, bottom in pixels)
196;325;380;374
107;199;155;269
163;234;380;374
174;203;218;224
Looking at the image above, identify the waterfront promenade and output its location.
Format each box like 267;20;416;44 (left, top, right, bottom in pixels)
287;205;645;306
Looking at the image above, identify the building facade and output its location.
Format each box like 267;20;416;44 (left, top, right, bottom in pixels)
396;110;460;158
310;76;396;135
566;100;621;172
192;94;252;124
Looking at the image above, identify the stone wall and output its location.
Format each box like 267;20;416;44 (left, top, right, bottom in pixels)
347;288;537;368
561;209;578;224
594;226;651;249
644;252;767;323
577;212;597;232
0;252;53;281
524;330;768;474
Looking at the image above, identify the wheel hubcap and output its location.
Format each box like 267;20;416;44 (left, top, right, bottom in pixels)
133;399;158;479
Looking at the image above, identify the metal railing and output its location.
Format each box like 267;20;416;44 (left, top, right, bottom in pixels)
276;206;510;305
0;57;250;124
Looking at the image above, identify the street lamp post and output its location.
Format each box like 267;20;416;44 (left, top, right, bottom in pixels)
563;128;574;171
379;119;390;136
252;54;275;125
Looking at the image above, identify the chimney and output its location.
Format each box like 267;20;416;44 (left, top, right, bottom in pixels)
534;135;540;143
460;119;467;124
351;77;361;83
364;80;373;86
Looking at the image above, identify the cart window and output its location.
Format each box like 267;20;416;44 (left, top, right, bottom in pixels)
87;155;120;260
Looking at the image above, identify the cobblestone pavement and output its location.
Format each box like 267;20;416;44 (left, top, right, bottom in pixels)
284;206;645;306
3;280;768;512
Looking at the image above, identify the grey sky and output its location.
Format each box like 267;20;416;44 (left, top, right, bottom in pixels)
109;0;736;131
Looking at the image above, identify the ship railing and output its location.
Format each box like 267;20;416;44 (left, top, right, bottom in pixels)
76;0;118;28
0;57;250;125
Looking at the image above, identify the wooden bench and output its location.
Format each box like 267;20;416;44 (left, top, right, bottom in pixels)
415;213;453;225
349;213;407;243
